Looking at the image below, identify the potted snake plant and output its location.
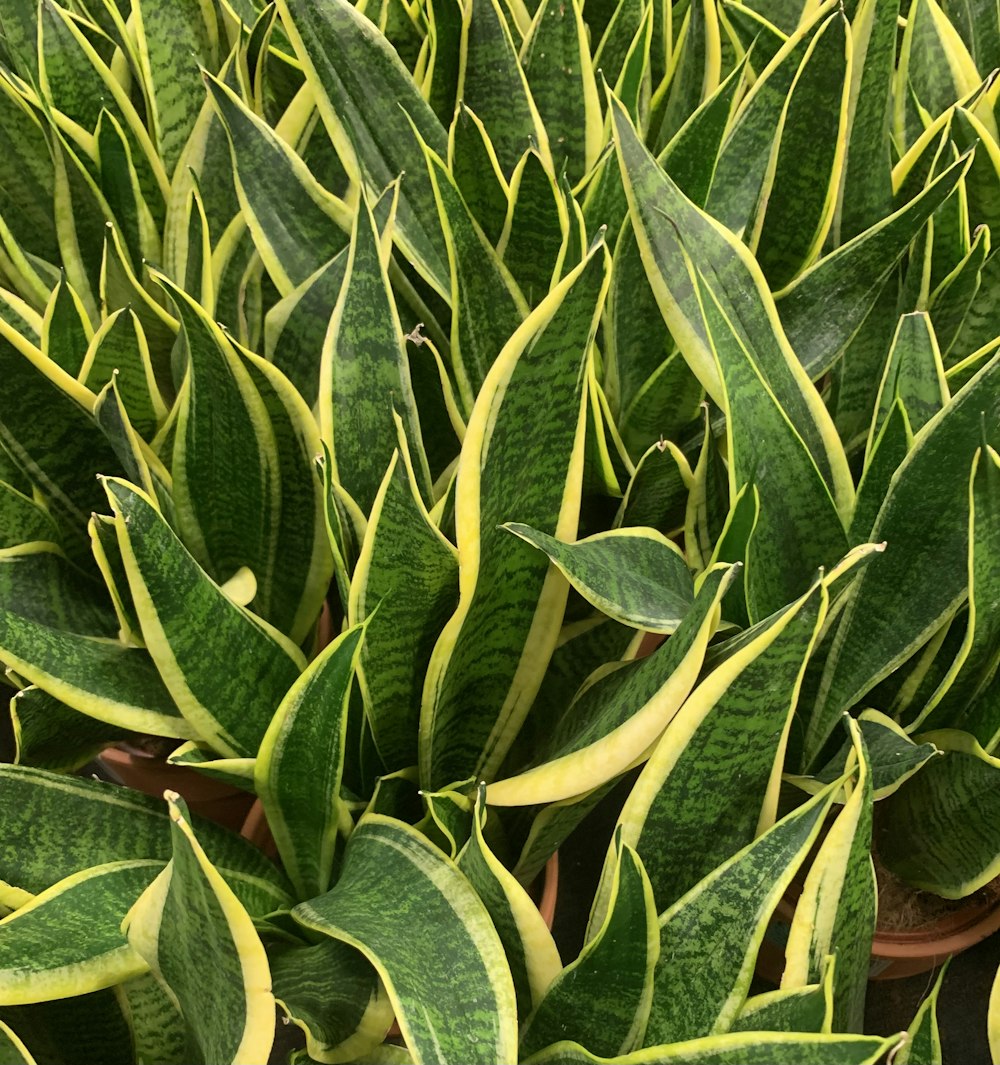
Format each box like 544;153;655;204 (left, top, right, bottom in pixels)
0;0;998;1060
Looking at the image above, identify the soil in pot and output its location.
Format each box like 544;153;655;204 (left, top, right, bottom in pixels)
868;857;1000;979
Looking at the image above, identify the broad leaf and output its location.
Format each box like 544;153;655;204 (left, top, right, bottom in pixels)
294;816;518;1065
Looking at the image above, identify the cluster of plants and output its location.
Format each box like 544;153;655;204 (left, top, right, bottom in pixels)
0;0;997;1060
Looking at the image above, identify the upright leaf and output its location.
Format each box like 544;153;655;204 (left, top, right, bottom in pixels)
256;626;364;900
320;191;432;517
521;0;602;182
349;441;458;771
105;478;304;758
206;75;352;297
806;350;1000;764
457;792;562;1020
750;12;851;289
783;720;876;1033
424;141;526;413
613;575;829;914
420;240;609;788
294;817;518;1065
520;836;657;1059
274;0;450;297
128;0;218;175
124;797;275;1065
642;784;838;1045
460;0;550;178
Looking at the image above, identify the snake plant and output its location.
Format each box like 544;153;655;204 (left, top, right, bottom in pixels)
0;0;997;1061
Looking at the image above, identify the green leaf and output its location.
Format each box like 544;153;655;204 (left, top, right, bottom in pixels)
619;356;704;465
128;0;218;176
263;250;348;407
124;796;276;1065
498;149;568;307
0;289;42;351
0;322;120;555
784;719;875;1033
100;226;178;374
41;276;91;378
897;961;946;1064
520;835;657;1059
294;816;518;1065
720;4;786;70
787;709;941;800
611;98;853;620
776;147;971;382
705;4;828;233
165;276;331;641
79;309;167;439
0;764;292;910
731;961;833;1033
11;686;132;774
205;74;351;297
805;349;1000;765
521;0;602;183
274;0;450;297
641;783;839;1044
651;0;721;151
593;0;651;93
349;441;458;771
0;477;62;548
613;575;828;915
749;12;851;289
118;971;190;1065
486;565;730;807
870;312;949;440
256;625;364;900
614;441;692;536
504;524;694;632
834;0;897;242
241;349;334;644
95;108;163;270
320;189;432;518
457;790;562;1020
930;222;991;361
460;0;550;179
0;861;158;1004
877;730;1000;898
894;0;992;150
684;417;729;573
270;937;391;1064
522;1032;898;1064
941;449;1000;741
448;104;510;246
850;399;912;542
425;0;464;124
420;238;609;788
423;139;526;414
105;477;304;758
0;609;193;740
0;1020;35;1064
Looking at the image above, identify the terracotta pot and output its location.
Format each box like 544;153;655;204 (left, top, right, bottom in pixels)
99;745;255;832
241;796;279;859
757;879;1000;984
868;895;1000;979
